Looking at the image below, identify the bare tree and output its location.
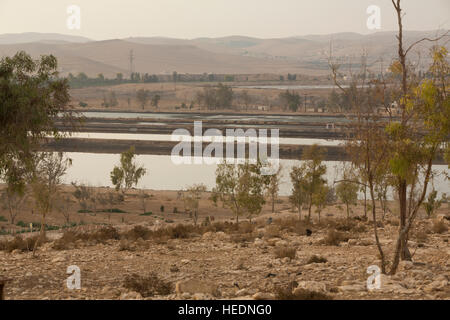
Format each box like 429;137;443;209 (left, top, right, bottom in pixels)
30;152;71;255
54;193;74;225
0;187;28;225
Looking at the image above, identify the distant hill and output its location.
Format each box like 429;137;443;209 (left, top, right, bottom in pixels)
0;31;446;77
0;32;92;44
125;30;448;69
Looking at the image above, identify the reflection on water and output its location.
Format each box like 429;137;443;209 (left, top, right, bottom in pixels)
235;84;371;90
66;132;344;146
64;153;449;198
79;111;349;124
236;85;346;90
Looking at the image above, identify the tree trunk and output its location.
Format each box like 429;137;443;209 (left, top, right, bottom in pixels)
307;199;312;222
271;196;275;213
346;203;350;220
369;178;386;274
32;211;47;257
363;186;367;218
398;180;412;261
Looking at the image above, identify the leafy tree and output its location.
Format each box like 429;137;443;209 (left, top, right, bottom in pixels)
216;83;233;109
327;90;341;113
329;0;449;274
136;89;150;110
152;94;161;108
279;90;300;112
212;161;269;223
151;94;161;108
300;145;327;222
313;184;331;223
336;171;359;220
374;174;391;220
289;165;307;220
266;164;282;213
183;184;207;225
0;51;75;193
173;71;178;90
240;90;252;110
110;146;147;193
196;83;233;110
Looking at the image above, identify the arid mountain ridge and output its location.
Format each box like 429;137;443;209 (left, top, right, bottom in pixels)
0;31;446;77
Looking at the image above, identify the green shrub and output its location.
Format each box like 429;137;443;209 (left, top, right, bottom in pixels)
101;208;126;213
16;221;27;227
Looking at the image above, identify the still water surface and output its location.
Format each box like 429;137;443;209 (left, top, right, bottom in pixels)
64;153;449;198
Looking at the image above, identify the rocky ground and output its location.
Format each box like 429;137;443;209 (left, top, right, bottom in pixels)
1;209;449;300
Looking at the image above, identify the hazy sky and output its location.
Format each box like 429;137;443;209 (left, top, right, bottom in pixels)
1;0;449;39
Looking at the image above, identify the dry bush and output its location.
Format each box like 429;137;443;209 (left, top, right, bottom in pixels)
238;221;255;234
330;219;367;233
412;229;429;243
53;231;78;250
123;273;173;297
274;286;332;300
323;229;348;246
168;224;199;239
118;239;135;251
53;226;120;250
123;224;201;242
274;218;306;235
432;220;448;234
0;235;43;252
122;225;152;241
230;233;256;243
274;246;296;259
264;225;281;238
204;221;231;233
89;226;120;243
307;255;328;264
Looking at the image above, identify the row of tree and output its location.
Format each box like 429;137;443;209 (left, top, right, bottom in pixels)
67;72;238;89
